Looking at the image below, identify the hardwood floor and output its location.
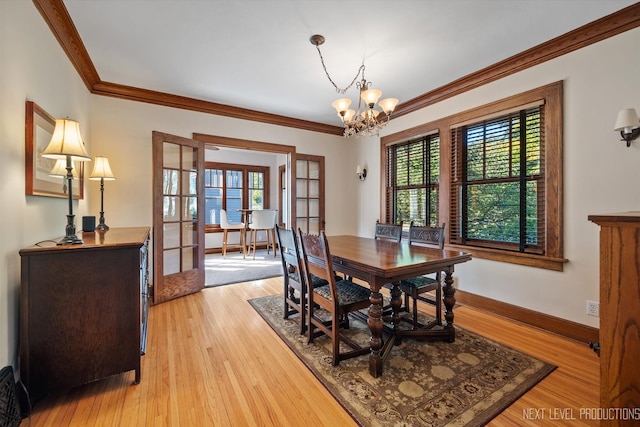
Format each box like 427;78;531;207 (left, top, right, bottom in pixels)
22;277;600;426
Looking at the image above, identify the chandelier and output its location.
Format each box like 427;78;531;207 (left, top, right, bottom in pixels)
310;34;399;138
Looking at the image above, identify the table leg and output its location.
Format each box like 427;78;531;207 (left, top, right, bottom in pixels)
442;269;456;343
389;282;402;336
367;290;384;377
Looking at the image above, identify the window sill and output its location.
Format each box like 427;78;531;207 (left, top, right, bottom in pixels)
446;244;568;271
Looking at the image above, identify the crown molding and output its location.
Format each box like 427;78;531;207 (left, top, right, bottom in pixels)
33;0;640;135
392;2;640;119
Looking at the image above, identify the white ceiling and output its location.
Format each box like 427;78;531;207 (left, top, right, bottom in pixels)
63;0;636;127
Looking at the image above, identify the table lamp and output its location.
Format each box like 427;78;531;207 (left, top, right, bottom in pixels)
89;156;116;230
41;118;92;245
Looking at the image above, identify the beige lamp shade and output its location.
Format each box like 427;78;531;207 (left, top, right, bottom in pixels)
89;156;116;180
41;119;91;162
343;109;356;123
614;108;640;133
378;98;399;114
331;98;352;114
48;159;78;178
360;88;382;106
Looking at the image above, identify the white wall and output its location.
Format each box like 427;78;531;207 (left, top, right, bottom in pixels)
0;1;92;369
356;28;640;328
87;96;358;236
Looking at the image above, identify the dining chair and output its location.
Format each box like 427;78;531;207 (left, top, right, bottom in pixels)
375;220;404;316
399;222;446;329
219;209;246;258
374;220;403;242
275;225;328;334
298;229;371;366
248;209;277;259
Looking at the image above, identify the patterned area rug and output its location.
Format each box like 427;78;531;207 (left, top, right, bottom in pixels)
248;294;556;427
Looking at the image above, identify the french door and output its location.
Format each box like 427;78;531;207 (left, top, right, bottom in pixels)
152;131;205;304
295;154;324;234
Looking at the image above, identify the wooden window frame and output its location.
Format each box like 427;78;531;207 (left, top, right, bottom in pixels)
204;161;270;232
385;134;440;229
382;81;565;271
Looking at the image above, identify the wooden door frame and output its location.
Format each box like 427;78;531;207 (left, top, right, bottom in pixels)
192;133;297;230
278;164;286;227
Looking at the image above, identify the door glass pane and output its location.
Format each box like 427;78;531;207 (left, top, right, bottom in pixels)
164;223;180;248
297;218;308;234
309;199;319;216
163;196;179;220
308;161;320;179
182;221;194;246
164;249;180;275
163;143;180;168
182;171;196;194
182;196;196;220
296;179;307;197
297;199;307;216
297;160;308;178
163;169;179;195
182;146;196;170
182;247;195;271
309;181;319;198
309;218;320;234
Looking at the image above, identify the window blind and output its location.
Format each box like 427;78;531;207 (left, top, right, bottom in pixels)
450;105;545;253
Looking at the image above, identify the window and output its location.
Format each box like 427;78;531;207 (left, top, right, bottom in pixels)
385;134;440;228
450;105;543;253
381;81;564;270
204;162;269;227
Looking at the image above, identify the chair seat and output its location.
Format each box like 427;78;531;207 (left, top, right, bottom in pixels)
290;272;328;288
314;280;371;306
224;223;245;230
401;275;438;290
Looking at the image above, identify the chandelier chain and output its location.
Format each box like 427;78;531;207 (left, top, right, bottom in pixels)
314;44;365;95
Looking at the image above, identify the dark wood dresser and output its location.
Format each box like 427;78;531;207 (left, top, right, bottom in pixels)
588;212;640;424
19;227;150;403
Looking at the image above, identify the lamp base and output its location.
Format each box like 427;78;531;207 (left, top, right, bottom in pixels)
57;213;83;245
96;223;110;231
57;234;84;245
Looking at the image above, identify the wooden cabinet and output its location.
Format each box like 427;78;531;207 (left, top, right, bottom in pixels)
588;212;640;423
19;227;150;403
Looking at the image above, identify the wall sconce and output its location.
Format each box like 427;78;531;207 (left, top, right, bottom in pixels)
356;165;367;181
614;108;640;147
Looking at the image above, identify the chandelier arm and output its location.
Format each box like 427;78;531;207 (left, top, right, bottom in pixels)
314;44;365;95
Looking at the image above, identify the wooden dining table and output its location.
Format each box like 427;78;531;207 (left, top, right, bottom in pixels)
326;235;472;377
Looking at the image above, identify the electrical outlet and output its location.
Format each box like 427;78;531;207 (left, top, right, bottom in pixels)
586;300;599;317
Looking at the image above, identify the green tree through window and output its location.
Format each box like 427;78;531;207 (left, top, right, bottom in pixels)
452;105;544;252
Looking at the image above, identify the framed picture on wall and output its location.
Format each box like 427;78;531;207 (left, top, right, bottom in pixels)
25;101;84;199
